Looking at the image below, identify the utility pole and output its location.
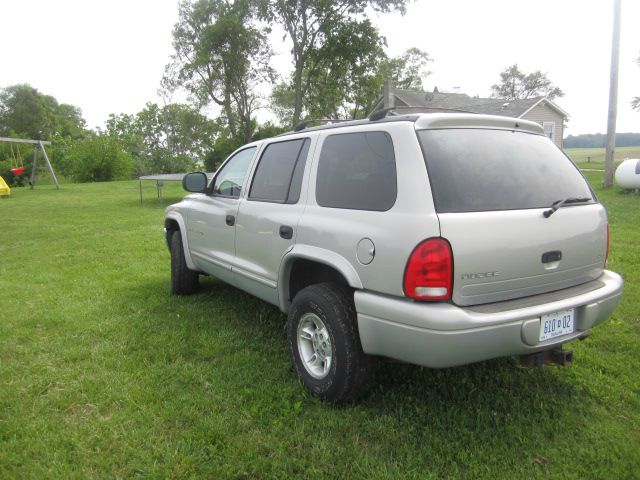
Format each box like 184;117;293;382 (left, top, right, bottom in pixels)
604;0;622;187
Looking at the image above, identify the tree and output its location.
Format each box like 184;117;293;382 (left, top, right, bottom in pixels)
203;121;288;171
345;47;433;117
105;102;219;174
632;53;640;111
380;47;432;91
271;45;431;122
564;133;640;148
0;84;86;139
162;0;273;143
63;134;134;183
295;18;387;120
264;0;408;126
490;64;564;100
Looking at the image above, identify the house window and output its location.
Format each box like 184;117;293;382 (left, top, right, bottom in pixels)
543;122;555;142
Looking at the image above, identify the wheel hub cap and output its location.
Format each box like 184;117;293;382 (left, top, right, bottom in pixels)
297;313;333;379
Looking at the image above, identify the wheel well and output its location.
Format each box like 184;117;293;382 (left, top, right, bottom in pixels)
165;219;179;234
288;259;350;301
165;219;180;247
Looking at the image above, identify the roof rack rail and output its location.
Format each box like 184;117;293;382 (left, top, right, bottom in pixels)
293;118;346;132
369;106;475;121
368;108;395;121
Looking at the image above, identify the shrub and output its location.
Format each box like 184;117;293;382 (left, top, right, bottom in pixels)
65;135;133;182
146;151;197;175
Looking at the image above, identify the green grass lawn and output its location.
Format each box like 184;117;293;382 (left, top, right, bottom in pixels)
1;177;639;479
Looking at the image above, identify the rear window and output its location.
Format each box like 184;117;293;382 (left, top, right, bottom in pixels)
418;129;594;213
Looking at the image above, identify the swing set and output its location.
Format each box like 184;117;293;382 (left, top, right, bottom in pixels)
0;136;59;197
6;143;25;176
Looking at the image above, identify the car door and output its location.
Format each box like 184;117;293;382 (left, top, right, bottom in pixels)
186;146;258;278
233;137;313;305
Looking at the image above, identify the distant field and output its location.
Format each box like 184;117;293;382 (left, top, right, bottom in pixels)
565;146;640;166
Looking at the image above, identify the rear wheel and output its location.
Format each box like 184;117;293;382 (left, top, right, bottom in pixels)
287;283;377;403
170;231;199;295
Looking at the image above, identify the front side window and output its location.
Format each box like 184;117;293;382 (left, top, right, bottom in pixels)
212;147;256;197
249;139;310;203
315;131;397;211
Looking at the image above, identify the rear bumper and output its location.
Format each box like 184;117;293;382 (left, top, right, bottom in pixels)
355;270;623;368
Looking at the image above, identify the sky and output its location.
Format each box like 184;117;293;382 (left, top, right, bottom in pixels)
0;0;638;136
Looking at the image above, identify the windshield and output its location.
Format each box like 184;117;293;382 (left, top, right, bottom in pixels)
418;129;594;213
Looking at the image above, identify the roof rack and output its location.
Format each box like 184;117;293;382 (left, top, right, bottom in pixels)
277;115;422;138
289;108;475;134
293;118;346;132
368;106;475;121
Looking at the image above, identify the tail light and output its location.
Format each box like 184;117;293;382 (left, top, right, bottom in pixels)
403;238;453;301
605;223;610;265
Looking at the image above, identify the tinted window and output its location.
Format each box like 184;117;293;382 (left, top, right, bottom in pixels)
212;147;256;197
418;129;594;213
316;132;397;211
287;139;310;203
249;139;309;203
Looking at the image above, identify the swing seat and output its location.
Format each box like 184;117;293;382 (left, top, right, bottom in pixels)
10;166;25;176
0;175;10;197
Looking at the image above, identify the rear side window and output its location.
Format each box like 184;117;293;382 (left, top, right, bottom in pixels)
249;139;310;203
316;131;397;211
418;129;594;213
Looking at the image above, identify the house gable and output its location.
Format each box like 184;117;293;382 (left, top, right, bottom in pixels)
370;87;568;148
520;101;565;148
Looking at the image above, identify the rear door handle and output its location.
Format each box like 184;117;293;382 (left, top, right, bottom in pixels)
279;225;293;239
226;215;235;226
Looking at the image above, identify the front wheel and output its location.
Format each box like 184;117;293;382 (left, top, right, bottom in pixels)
287;283;377;403
170;231;199;295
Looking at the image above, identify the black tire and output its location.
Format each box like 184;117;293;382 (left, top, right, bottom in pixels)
287;283;377;404
170;231;199;295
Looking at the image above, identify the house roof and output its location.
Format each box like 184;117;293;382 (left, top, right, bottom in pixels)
388;89;568;119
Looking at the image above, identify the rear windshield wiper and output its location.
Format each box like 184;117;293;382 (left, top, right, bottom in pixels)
543;197;592;218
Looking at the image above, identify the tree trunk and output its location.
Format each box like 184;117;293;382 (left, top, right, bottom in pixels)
224;89;236;138
292;59;305;127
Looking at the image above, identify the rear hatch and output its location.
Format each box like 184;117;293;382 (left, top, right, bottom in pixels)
417;128;607;307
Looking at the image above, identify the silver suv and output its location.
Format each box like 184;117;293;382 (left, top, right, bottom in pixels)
164;112;623;403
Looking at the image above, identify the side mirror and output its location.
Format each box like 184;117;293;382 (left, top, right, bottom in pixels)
182;172;208;193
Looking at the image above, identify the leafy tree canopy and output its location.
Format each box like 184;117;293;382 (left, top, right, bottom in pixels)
162;0;274;143
490;64;564;100
299;18;386;120
105;102;219;175
563;132;640;148
380;47;432;91
272;46;431;122
62;134;134;183
203;120;287;172
0;84;86;140
264;0;408;126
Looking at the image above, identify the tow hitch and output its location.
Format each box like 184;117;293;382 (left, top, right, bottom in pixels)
520;347;573;368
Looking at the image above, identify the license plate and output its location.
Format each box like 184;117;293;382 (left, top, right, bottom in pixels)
539;309;575;342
